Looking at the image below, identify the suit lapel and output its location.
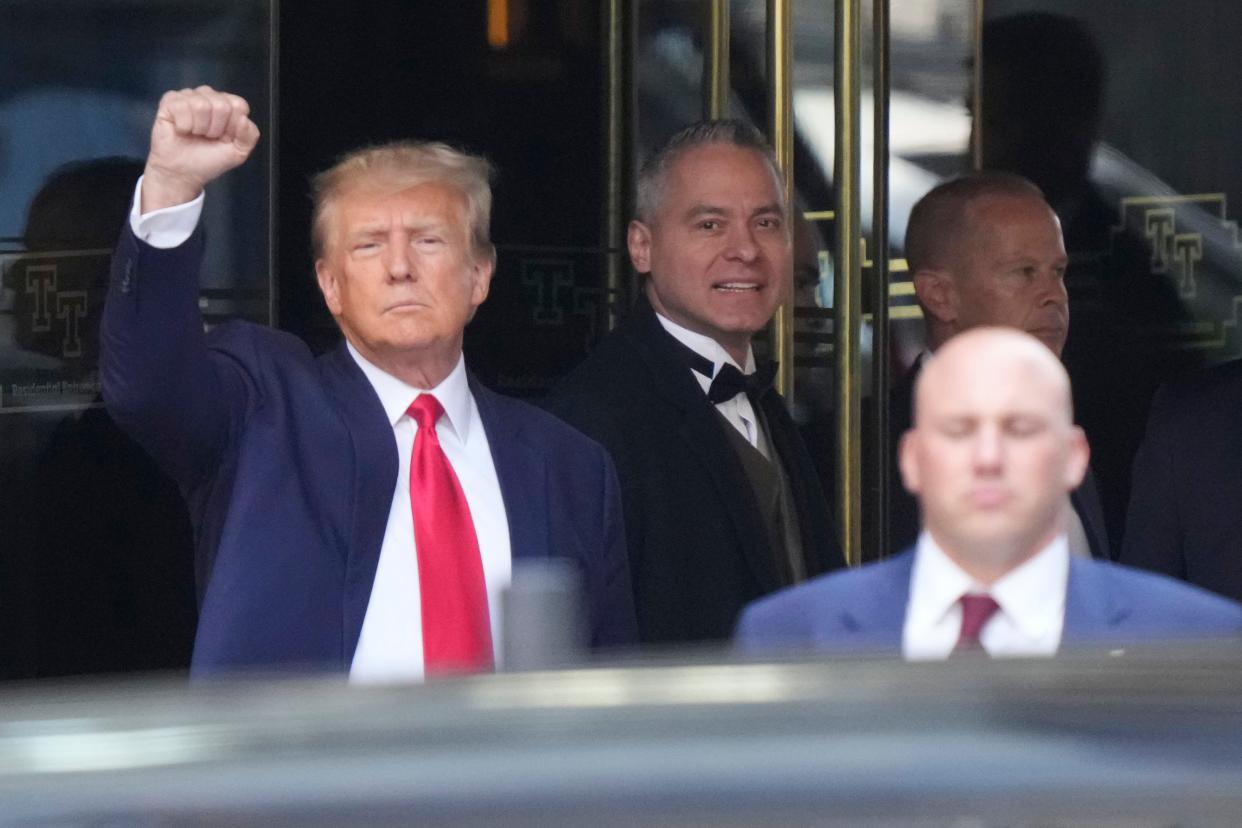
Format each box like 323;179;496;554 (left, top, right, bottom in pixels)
836;550;913;646
319;343;399;664
1062;557;1129;643
626;299;780;593
472;377;549;563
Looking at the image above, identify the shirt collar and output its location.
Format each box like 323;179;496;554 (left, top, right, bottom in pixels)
907;532;976;631
990;535;1069;639
655;311;755;375
346;342;473;441
907;531;1069;639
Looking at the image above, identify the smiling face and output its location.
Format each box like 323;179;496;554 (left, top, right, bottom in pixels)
899;328;1089;582
314;180;492;387
948;192;1070;355
629;143;790;363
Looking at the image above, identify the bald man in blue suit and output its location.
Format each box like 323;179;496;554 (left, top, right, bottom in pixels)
737;329;1242;658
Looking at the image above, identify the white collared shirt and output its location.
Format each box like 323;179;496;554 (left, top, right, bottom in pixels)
902;532;1068;660
655;312;764;450
129;182;513;683
348;347;511;684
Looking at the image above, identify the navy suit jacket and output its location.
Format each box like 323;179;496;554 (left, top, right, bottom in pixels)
101;227;636;674
1121;359;1242;604
736;548;1242;653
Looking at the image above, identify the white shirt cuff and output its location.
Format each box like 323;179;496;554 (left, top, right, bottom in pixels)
128;176;204;249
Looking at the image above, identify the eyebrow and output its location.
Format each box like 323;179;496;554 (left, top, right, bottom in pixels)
403;220;448;234
681;202;786;222
348;220;447;239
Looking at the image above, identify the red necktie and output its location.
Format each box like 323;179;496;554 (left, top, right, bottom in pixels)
955;594;1000;652
407;394;493;675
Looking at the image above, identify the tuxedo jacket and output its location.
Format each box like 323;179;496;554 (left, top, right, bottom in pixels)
544;296;844;644
100;227;636;674
888;357;1111;559
736;548;1242;653
1121;359;1242;604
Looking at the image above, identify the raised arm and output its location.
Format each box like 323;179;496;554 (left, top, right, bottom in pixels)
100;87;262;490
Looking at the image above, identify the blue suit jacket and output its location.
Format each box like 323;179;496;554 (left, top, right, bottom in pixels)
101;227;636;674
736;548;1242;654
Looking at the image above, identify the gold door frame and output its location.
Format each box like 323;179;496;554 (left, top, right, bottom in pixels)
835;0;863;565
603;0;903;566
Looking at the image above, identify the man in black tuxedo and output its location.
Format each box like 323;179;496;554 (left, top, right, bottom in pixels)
546;121;844;644
890;172;1109;559
1120;361;1242;603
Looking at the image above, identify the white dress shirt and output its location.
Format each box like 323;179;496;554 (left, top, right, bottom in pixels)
129;180;513;683
655;312;766;452
902;532;1068;660
348;348;511;684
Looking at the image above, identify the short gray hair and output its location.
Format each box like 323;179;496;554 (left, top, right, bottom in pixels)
904;171;1045;274
635;119;783;222
311;141;495;263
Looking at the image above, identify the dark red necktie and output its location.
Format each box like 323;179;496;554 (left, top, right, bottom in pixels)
955;594;1000;652
407;394;493;675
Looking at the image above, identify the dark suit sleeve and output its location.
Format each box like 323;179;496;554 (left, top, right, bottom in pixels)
544;391;644;591
590;443;639;647
100;225;254;490
1119;384;1185;579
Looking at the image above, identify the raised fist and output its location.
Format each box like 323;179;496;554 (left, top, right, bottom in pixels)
141;86;261;213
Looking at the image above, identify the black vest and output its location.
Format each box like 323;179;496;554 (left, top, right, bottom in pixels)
716;408;807;586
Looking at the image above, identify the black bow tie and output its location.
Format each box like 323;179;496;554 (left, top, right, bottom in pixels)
670;337;777;404
708;362;777;404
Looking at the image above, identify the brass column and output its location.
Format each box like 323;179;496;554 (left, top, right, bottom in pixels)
835;0;863;564
870;0;891;560
705;0;730;119
767;0;794;400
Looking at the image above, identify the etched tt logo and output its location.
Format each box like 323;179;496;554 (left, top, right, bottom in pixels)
522;260;576;325
1142;206;1206;299
25;264;89;358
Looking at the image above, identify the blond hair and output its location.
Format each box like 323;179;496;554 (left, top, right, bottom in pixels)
311;141;495;263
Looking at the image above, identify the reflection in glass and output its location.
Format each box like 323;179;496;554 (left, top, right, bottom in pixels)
0;0;272;679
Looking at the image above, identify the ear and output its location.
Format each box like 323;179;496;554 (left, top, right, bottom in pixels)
897;430;922;495
469;255;495;308
912;268;957;325
315;258;343;317
627;219;653;274
1064;425;1090;491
